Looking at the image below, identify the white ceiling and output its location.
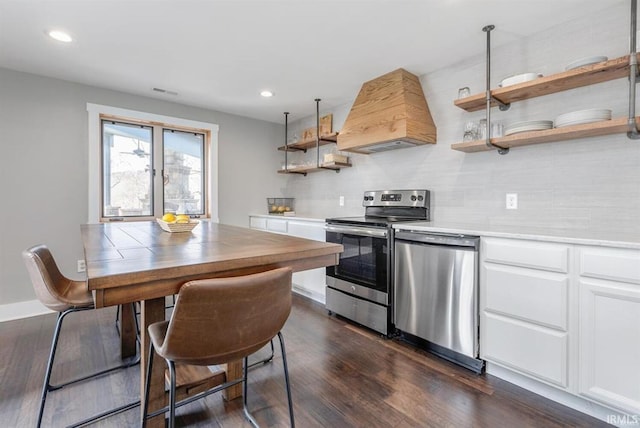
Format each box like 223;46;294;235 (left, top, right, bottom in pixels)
0;0;624;123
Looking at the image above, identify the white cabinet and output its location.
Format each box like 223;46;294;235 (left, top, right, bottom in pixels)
481;238;571;388
578;246;640;415
482;237;640;417
249;216;327;303
287;220;326;300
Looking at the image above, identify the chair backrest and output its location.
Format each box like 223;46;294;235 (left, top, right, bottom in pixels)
158;267;293;365
22;245;85;312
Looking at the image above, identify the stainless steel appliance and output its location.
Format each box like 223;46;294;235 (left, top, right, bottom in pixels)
394;230;483;372
325;190;430;336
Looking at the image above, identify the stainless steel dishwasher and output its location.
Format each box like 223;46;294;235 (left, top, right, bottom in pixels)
393;230;483;372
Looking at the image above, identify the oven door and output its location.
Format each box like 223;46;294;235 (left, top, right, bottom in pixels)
325;224;389;301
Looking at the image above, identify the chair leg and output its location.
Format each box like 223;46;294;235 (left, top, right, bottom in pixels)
242;334;294;428
142;342;155;428
37;310;67;428
277;332;295;428
242;357;259;428
168;360;177;428
38;306;140;427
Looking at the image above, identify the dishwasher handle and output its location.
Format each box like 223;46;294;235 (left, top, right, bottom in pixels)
394;231;479;248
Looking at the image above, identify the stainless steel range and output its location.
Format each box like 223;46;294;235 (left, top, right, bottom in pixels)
325;190;430;336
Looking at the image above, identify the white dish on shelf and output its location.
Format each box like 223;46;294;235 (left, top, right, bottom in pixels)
555;108;612;128
504;120;554;136
499;73;543;87
564;55;608;71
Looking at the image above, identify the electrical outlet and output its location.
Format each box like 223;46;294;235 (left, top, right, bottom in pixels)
506;193;518;210
339;196;345;206
77;259;86;273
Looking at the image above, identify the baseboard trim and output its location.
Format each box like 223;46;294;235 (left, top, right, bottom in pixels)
0;299;53;322
292;284;326;305
486;362;636;427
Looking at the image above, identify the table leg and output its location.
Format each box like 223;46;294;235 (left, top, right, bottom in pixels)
120;303;137;359
223;360;243;401
140;298;166;428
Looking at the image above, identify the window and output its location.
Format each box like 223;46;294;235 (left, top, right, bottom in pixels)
162;129;205;216
102;121;154;217
88;104;219;223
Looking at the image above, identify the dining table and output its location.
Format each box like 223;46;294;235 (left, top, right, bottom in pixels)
81;219;342;427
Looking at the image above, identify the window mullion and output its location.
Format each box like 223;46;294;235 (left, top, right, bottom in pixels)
153;125;164;217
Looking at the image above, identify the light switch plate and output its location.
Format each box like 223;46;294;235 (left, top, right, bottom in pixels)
339;196;345;206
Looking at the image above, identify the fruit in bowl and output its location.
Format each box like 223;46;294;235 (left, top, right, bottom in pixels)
161;213;191;223
176;214;190;223
162;213;177;223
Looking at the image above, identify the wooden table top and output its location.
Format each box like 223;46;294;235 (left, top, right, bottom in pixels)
81;220;342;293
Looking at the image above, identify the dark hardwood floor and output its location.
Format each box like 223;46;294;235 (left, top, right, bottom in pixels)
0;294;610;427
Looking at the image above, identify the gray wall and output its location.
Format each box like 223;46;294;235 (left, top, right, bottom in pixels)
0;68;285;305
285;2;640;238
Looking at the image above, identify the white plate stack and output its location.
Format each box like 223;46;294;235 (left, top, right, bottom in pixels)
554;108;612;128
504;120;554;136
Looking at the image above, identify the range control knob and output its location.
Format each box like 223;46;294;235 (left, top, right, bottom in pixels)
411;195;417;201
418;195;424;201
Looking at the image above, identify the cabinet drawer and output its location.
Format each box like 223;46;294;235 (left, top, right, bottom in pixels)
326;287;388;335
484;265;568;330
482;238;569;273
266;218;287;233
579;247;640;285
482;313;568;388
249;217;267;230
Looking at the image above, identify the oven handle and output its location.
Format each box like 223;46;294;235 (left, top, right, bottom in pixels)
325;225;388;238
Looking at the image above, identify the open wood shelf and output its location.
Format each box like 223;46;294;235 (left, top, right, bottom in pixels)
454;55;635;112
451;116;636;153
277;132;339;152
277;161;351;174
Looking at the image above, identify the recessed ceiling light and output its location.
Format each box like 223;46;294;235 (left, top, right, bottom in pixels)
48;30;73;43
260;90;274;98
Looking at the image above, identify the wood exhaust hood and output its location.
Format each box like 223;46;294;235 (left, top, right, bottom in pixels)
337;68;437;154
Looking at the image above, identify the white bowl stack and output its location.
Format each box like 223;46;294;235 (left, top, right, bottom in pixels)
499;72;543;87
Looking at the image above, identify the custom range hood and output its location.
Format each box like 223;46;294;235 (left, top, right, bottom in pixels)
337;68;437;154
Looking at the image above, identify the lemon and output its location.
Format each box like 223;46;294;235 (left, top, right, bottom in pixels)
162;213;176;223
175;214;190;223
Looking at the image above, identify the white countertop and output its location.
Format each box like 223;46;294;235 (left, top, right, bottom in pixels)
393;221;640;250
250;213;640;249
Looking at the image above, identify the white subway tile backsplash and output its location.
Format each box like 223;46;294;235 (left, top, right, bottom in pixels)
283;2;640;239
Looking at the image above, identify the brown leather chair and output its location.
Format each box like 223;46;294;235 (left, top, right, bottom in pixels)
22;245;139;428
142;267;295;428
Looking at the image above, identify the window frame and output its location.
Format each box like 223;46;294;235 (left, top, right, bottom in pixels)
87;103;219;223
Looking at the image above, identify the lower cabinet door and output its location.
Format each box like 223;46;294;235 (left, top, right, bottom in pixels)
482;312;568;388
579;278;640;414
